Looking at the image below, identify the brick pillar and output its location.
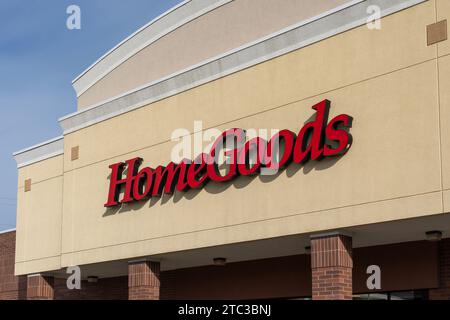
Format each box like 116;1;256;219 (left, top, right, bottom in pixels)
128;260;160;300
27;274;54;300
311;233;353;300
429;238;450;300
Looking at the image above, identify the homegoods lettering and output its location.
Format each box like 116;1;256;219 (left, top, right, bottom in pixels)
104;100;353;207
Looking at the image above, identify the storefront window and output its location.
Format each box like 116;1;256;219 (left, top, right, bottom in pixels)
353;290;428;300
353;293;388;300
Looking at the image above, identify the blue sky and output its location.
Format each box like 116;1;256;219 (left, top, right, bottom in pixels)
0;0;182;231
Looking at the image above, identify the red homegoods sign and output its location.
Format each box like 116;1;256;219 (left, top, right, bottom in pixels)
104;100;353;207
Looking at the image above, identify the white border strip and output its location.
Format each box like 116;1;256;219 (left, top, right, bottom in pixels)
13;136;64;169
60;0;426;135
73;0;233;97
13;136;64;156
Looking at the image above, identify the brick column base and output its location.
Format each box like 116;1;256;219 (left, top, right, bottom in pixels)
27;274;54;300
128;260;160;300
311;233;353;300
429;238;450;300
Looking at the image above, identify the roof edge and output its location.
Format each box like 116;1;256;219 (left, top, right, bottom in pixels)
13;136;64;169
72;0;232;97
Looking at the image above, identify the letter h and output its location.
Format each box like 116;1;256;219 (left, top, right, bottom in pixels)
104;157;142;207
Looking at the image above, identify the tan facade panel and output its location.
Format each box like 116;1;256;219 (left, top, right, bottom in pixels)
60;57;443;267
77;0;350;109
17;155;64;189
15;155;64;275
443;189;450;213
437;0;450;56
15;257;61;277
15;172;63;275
61;193;444;268
440;55;450;190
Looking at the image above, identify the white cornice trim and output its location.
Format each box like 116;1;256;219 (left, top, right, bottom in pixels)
13;136;64;169
72;0;233;97
60;0;426;135
13;136;64;156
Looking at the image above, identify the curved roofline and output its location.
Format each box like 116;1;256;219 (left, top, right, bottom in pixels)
59;0;427;135
72;0;233;97
72;0;189;84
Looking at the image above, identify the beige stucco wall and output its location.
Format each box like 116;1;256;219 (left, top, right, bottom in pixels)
438;0;450;213
15;0;450;274
439;53;450;212
15;155;63;275
437;0;449;56
77;0;350;109
60;1;444;267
